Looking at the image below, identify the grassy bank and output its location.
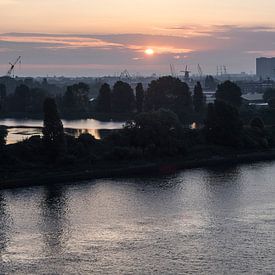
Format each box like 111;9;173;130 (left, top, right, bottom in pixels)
1;149;275;190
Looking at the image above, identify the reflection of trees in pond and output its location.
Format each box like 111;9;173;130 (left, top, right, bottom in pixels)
39;186;70;256
65;128;101;140
65;128;113;140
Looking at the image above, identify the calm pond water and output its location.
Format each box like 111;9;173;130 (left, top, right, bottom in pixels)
1;162;275;273
0;118;124;144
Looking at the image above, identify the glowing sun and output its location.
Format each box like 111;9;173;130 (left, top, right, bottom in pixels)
145;48;154;55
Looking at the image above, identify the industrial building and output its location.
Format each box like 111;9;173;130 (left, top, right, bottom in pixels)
256;57;275;80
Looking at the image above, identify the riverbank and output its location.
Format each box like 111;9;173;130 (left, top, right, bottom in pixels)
1;149;275;190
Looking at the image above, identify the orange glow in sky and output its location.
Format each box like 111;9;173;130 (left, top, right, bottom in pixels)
0;0;274;75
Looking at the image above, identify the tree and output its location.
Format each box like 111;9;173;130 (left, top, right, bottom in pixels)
112;81;135;113
63;82;90;115
215;81;242;108
263;88;275;103
114;109;186;156
205;100;243;147
136;83;144;113
11;84;31;112
0;126;7;149
43;98;66;157
250;117;264;130
0;84;6;112
193;82;205;113
96;83;111;113
145;76;192;118
204;75;217;90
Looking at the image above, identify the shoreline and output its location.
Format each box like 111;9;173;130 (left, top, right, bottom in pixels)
1;150;275;190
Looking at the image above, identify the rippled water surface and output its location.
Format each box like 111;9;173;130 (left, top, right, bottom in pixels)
1;162;275;274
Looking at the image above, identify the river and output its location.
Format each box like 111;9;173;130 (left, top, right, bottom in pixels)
0;162;275;273
0;118;124;144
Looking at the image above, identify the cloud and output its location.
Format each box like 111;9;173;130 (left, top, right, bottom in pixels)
1;25;275;76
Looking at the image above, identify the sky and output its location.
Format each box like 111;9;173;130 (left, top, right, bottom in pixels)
1;0;275;76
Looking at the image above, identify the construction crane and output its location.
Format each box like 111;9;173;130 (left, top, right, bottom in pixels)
197;64;203;79
119;69;131;81
223;65;227;75
6;56;21;77
170;64;176;77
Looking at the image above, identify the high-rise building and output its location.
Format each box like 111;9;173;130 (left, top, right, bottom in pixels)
256;57;275;80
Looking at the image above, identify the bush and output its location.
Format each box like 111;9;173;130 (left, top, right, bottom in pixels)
0;126;7;148
104;146;143;160
250;117;264;130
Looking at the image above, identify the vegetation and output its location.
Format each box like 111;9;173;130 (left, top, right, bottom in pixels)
112;81;135;113
2;76;275;185
96;83;112;113
205;100;243;147
135;83;144;113
216;80;242;108
43;98;66;159
193;82;205;113
0;126;7;149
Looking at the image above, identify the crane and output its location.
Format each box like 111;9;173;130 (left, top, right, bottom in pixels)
197;64;203;79
170;64;176;77
6;56;21;77
119;69;131;81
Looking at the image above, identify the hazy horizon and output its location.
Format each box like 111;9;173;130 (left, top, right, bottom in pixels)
1;0;275;76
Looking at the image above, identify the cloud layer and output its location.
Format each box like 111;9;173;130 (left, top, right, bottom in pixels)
1;25;275;76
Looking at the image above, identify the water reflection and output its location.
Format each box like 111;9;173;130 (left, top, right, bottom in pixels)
65;128;101;140
39;185;70;256
0;163;275;273
0;195;10;253
3;117;124;144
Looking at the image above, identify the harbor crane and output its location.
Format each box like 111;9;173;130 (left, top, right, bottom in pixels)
119;69;131;81
170;64;176;77
6;56;21;77
197;64;203;79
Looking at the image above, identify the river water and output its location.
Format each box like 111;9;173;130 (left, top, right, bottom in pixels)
0;162;275;273
0;118;124;144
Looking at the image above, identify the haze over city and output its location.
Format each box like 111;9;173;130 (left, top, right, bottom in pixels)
1;0;275;76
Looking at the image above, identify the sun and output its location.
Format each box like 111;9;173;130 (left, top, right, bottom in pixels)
145;48;154;56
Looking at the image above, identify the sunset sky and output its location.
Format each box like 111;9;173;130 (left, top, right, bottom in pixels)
1;0;275;76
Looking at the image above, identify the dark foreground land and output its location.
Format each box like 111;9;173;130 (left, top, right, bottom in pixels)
2;148;275;190
2;91;275;190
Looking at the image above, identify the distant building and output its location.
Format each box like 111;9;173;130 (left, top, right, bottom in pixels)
256;57;275;80
242;93;267;108
237;80;275;94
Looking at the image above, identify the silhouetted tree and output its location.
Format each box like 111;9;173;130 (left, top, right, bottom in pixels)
96;83;111;113
146;76;192;120
205;75;217;90
0;126;7;149
108;109;186;157
193;82;205;113
43;98;66;158
0;84;6;112
63;82;90;115
216;81;242;108
112;81;135;113
263;88;275;103
28;88;48;113
250;117;264;130
11;84;31;112
136;83;144;113
205;100;243;147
